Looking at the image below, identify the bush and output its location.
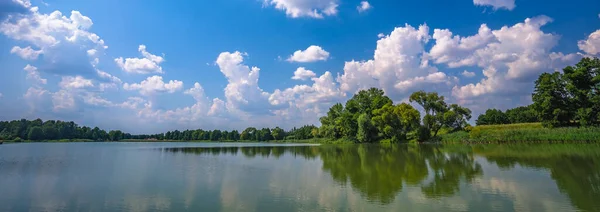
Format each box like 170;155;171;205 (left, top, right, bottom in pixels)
13;137;22;142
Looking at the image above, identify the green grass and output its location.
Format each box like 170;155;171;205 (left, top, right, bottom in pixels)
440;122;600;143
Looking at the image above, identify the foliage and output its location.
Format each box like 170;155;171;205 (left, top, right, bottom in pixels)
532;57;600;127
476;109;509;125
356;113;376;143
441;122;600;143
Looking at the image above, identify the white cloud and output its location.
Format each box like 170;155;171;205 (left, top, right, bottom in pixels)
216;51;270;114
87;49;97;56
23;64;47;84
473;0;516;10
264;0;338;19
357;1;372;13
423;16;563;101
462;70;476;78
377;33;385;38
287;45;330;62
578;29;600;55
82;93;114;107
13;0;32;8
59;76;94;89
115;45;165;74
123;75;183;96
291;67;317;80
23;87;49;111
0;9;106;49
208;98;226;116
52;89;75;111
96;69;122;84
10;46;42;60
337;23;453;100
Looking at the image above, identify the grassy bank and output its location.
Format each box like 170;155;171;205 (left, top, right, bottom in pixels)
440;123;600;143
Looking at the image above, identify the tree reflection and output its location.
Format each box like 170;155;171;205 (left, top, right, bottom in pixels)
162;144;483;204
478;144;600;212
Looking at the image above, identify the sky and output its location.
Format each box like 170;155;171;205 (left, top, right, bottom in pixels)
0;0;599;134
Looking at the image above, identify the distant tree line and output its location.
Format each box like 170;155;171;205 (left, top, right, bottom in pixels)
0;118;321;142
476;57;600;128
0;119;125;141
476;105;540;125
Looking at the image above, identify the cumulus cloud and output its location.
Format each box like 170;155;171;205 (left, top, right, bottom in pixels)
291;67;317;80
10;46;42;60
52;89;76;111
357;1;372;13
1;7;109;82
23;64;47;84
473;0;516;10
263;0;338;18
59;75;94;89
337;23;453;100
287;45;330;62
123;75;183;96
462;70;476;78
0;9;106;49
115;45;165;74
216;51;271;114
437;16;564;101
578;29;600;55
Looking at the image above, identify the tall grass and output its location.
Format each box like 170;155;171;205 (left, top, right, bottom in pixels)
441;122;600;143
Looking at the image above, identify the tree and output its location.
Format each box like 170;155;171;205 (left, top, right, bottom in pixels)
241;127;257;140
410;91;448;137
28;126;44;140
476;109;509;125
443;104;472;131
532;72;571;127
356;113;376;143
562;57;600;126
271;127;285;140
506;106;539;124
260;128;273;141
210;130;222;141
372;103;420;142
42;125;59;140
108;130;123;141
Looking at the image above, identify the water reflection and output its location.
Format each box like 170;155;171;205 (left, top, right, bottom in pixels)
1;143;598;211
163;144;600;211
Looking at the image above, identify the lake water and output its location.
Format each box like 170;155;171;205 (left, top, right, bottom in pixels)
0;142;599;212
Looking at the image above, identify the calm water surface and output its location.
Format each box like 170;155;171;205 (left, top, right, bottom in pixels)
0;142;599;212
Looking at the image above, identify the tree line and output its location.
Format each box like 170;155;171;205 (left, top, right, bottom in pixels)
0;118;320;142
476;57;600;127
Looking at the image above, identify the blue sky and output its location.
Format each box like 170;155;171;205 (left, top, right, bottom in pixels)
0;0;599;133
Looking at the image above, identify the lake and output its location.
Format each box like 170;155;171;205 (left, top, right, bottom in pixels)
0;142;599;212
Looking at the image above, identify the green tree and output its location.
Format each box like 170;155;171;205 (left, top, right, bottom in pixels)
410;91;448;137
532;72;571;127
271;127;285;140
506;106;539;124
28;126;44;140
371;103;420;142
562;57;600;126
443;104;472;131
476;109;509;125
42;125;59;140
357;113;376;143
